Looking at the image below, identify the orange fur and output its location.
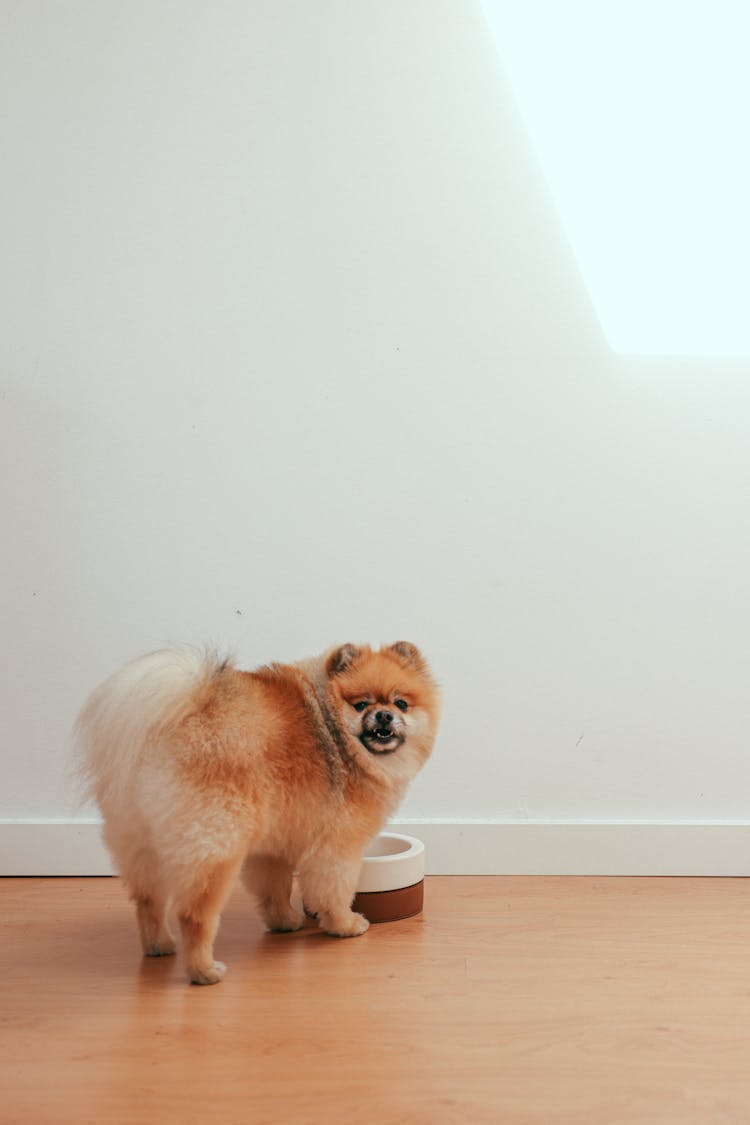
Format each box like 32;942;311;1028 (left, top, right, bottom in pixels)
76;642;440;984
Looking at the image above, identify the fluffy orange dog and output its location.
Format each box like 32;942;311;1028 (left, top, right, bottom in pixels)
76;641;440;984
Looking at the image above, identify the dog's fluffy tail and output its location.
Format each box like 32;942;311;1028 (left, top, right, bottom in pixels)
75;646;229;811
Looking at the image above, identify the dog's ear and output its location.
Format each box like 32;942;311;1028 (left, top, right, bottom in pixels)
388;641;426;669
326;644;363;678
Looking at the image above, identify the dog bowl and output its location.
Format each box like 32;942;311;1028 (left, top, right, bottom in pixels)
353;833;425;923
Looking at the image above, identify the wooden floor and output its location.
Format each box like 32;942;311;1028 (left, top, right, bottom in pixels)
2;876;750;1123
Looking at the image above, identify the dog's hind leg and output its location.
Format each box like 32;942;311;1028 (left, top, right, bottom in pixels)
134;892;176;957
176;856;242;985
120;846;175;957
241;855;305;933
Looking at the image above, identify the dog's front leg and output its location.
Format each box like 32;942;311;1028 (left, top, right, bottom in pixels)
298;852;369;937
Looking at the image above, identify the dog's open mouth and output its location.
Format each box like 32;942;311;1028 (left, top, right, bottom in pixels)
360;729;404;754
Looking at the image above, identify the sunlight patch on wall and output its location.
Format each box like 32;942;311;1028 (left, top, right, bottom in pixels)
481;1;750;357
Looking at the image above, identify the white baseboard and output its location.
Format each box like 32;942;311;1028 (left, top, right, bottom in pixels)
2;818;750;876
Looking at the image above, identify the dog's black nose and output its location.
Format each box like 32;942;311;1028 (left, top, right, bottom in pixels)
375;710;393;726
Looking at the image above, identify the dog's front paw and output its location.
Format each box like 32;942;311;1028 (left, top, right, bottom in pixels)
266;906;306;933
321;910;370;938
144;938;177;957
188;959;227;985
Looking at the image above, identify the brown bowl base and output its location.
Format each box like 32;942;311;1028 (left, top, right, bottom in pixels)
352;879;424;924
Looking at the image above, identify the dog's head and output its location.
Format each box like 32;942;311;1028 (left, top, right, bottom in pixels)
326;642;440;767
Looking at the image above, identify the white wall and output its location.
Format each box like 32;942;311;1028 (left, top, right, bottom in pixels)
3;2;750;863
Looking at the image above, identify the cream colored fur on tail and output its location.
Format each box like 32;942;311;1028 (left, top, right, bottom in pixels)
77;647;224;810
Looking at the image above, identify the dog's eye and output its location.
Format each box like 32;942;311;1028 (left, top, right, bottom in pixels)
394;699;409;712
352;701;368;712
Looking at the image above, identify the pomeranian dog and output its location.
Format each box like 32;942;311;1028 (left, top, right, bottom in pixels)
76;641;440;984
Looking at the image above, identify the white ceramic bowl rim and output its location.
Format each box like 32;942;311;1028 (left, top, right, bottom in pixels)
356;832;425;894
362;832;424;862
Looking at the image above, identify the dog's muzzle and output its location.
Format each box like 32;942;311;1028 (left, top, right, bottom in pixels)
360;709;405;754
